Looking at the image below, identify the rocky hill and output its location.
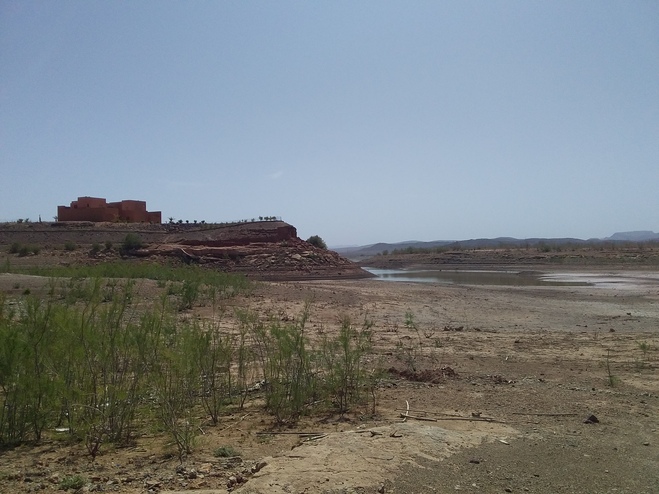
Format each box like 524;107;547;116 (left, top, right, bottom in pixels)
336;232;659;260
0;221;370;280
605;230;659;241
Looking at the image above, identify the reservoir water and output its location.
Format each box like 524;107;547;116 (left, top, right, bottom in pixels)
364;268;659;289
364;268;591;287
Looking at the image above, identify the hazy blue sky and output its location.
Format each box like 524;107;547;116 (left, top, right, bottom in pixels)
2;1;657;246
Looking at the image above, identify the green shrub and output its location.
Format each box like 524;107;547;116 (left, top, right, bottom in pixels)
59;475;86;490
64;241;76;251
247;305;317;424
90;243;101;255
14;244;40;257
178;280;200;311
306;235;327;250
319;316;373;416
214;445;240;458
121;233;142;253
104;240;113;251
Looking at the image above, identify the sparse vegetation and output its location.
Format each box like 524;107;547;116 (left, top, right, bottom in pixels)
605;348;619;387
9;242;40;256
13;261;251;294
374;239;659;260
638;340;651;359
395;311;423;372
0;274;378;456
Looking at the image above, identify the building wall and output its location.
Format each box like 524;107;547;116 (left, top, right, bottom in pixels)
57;205;119;222
73;196;108;209
58;197;161;223
147;211;162;223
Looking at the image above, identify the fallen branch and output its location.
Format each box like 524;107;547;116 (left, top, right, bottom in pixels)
402;400;410;422
303;434;328;442
219;413;250;433
399;413;437;422
511;412;577;417
395;408;468;418
399;413;503;423
256;431;325;436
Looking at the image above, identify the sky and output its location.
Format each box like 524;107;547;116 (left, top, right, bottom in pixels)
1;1;658;246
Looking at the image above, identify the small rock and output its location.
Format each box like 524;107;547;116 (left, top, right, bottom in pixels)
584;414;599;424
469;459;480;464
378;483;385;493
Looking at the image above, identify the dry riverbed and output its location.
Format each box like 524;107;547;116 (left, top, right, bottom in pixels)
1;268;658;493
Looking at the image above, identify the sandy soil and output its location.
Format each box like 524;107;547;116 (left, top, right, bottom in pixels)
1;267;658;493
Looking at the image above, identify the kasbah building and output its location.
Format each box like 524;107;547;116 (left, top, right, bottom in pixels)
57;196;161;224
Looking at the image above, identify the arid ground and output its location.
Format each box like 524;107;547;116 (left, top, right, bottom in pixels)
1;243;658;493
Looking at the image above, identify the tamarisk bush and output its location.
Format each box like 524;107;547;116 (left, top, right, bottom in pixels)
0;274;382;456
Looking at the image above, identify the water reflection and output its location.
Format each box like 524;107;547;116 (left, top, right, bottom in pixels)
364;268;591;287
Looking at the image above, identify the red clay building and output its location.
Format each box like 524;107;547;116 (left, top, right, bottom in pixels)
57;196;161;223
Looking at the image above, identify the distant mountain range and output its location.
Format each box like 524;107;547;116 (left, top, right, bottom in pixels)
332;231;659;259
605;231;659;242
